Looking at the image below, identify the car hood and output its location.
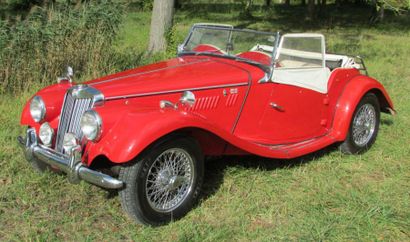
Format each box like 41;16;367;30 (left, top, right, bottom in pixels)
86;56;252;100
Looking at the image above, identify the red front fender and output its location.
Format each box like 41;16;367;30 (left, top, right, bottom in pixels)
84;108;234;165
330;75;394;141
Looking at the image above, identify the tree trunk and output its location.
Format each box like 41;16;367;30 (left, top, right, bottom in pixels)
240;0;254;18
307;0;315;20
245;0;253;12
285;0;290;6
378;3;385;21
318;0;326;17
370;0;385;24
175;0;181;9
301;0;306;6
148;0;175;53
335;0;340;8
265;0;272;6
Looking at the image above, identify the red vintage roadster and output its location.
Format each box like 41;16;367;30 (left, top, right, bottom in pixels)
18;24;395;225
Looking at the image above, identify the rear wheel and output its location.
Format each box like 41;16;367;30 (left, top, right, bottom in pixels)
119;137;204;225
340;93;380;154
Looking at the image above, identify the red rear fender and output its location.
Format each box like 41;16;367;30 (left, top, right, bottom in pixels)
330;75;394;141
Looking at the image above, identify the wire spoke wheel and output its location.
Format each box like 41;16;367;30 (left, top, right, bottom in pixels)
119;137;203;225
352;103;376;147
145;148;194;212
340;93;380;155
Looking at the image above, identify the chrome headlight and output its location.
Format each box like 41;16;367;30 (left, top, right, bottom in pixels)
80;110;102;141
39;122;54;147
30;96;46;122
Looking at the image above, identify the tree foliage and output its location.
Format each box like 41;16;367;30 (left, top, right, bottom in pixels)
0;1;125;93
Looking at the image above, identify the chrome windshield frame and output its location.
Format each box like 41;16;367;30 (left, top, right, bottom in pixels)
177;24;281;77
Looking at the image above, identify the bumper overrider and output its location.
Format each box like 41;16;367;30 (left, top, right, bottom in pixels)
17;128;123;189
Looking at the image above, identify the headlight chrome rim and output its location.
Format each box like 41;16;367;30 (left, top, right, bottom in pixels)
39;122;54;147
80;110;102;142
30;96;46;123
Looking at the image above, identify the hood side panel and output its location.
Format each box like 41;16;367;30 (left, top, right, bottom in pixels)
87;56;253;99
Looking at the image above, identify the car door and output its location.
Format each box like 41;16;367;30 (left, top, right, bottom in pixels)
234;34;330;144
234;81;328;144
258;81;327;143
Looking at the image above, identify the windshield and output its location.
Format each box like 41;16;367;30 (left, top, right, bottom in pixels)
180;25;277;71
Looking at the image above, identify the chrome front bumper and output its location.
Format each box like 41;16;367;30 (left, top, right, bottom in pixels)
17;128;123;189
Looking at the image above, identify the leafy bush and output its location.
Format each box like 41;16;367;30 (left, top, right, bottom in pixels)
140;0;153;11
0;1;136;93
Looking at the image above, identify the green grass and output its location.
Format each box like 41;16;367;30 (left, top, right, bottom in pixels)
1;4;410;241
115;11;152;52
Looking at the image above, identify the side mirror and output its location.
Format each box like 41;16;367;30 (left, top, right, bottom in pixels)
179;91;195;107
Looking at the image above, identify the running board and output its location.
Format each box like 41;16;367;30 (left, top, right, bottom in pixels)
251;135;337;158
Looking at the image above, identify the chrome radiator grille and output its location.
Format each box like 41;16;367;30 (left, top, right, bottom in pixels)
55;85;103;153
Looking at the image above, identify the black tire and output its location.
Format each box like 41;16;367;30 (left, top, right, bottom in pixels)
119;137;204;226
340;93;380;154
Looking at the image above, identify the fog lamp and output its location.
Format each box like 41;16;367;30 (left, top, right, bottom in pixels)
63;132;79;154
39;122;53;147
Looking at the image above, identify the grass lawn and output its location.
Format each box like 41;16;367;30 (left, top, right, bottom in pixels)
0;4;409;241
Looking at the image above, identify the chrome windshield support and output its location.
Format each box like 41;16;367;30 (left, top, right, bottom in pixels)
259;31;281;84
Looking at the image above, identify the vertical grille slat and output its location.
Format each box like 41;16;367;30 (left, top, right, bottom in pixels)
71;99;81;135
70;100;80;131
55;89;94;154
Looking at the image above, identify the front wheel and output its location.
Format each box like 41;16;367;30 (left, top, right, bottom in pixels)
119;137;204;225
340;93;380;154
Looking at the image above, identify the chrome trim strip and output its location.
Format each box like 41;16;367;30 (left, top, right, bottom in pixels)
88;58;209;86
105;82;249;100
254;133;329;148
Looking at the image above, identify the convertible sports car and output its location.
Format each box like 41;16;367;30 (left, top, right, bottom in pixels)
18;23;395;225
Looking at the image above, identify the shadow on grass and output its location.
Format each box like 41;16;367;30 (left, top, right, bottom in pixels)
200;143;340;202
381;116;394;126
102;143;340;206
